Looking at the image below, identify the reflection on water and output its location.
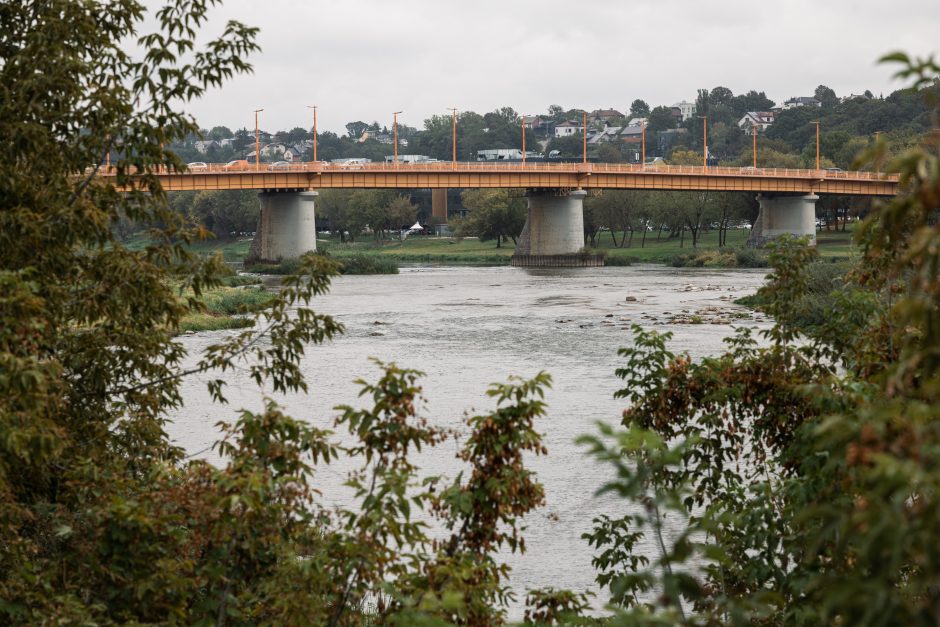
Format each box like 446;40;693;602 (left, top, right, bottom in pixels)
167;264;772;615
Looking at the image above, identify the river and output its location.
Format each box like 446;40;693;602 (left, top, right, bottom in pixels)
166;264;772;616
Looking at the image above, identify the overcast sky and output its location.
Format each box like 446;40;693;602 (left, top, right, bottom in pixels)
155;0;940;135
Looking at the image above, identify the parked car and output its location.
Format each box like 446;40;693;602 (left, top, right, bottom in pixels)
222;159;249;170
187;161;208;171
267;161;291;171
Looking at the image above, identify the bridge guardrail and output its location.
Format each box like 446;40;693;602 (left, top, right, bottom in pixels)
91;161;899;183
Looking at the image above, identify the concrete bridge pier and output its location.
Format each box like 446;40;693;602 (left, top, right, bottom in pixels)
511;189;603;267
747;193;818;248
247;190;318;263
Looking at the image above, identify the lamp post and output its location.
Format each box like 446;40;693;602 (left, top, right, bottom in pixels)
254;108;263;171
700;115;708;168
752;123;757;168
307;105;318;162
521;113;526;165
582;111;587;164
393;111;402;165
874;130;882;174
812;120;820;170
640;122;646;166
447;107;457;168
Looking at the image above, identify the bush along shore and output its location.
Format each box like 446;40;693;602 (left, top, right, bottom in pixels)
178;284;276;333
245;252;399;275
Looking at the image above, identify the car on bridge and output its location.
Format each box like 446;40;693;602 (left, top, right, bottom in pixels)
186;161;208;171
222;159;249;171
267;161;291;171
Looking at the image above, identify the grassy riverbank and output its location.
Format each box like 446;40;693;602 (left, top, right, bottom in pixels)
123;225;858;269
310;226;857;266
178;284;275;333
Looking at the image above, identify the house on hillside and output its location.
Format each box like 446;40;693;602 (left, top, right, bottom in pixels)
554;120;584;137
283;146;304;162
779;96;821;110
737;111;776;135
671;101;697;121
358;130;393;144
587;126;621;144
261;143;288;158
522;115;544;129
618;125;644;145
591;108;624;125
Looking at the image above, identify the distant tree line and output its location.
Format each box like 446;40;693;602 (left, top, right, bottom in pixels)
167;81;937;173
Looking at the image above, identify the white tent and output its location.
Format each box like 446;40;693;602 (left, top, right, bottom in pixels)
407;221;423;232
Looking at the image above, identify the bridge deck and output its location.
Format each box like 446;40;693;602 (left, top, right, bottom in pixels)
99;161;899;196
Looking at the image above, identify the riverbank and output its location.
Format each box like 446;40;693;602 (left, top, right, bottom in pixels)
178;283;274;333
124;225;857;269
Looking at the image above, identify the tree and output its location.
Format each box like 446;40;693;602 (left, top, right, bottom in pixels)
206;125;233;140
630;99;650;117
188;190;259;239
387;195;418;240
596;142;624;163
814;83;839;107
457;189;526;247
730;90;776;116
647;105;678;134
345;120;370;139
1;4;557;624
707;86;734;109
545;133;585;158
232;126;252;152
317;188;357;241
579;53;940;625
695;88;710;118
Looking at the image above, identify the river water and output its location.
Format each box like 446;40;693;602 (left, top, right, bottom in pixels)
167;264;772;615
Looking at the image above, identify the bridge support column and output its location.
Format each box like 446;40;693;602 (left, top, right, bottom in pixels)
511;190;602;267
747;193;817;248
247;190;318;263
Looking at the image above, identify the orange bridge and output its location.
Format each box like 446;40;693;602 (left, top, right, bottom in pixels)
102;161;899;196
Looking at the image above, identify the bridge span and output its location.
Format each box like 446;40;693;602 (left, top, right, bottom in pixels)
105;161;898;196
100;162;899;266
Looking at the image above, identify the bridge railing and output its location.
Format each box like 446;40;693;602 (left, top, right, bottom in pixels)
92;161;898;182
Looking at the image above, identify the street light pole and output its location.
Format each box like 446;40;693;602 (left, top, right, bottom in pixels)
307;105;318;162
813;120;820;170
447;107;457;168
582;111;587;164
753;125;757;168
521;113;526;164
393;111;402;165
254;108;263;171
702;115;708;168
874;130;882;174
641;123;645;166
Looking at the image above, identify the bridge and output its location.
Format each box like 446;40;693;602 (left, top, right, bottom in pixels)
100;162;899;266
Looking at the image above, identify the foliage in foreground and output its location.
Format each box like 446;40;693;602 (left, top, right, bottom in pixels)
0;2;554;624
577;53;940;625
5;1;940;625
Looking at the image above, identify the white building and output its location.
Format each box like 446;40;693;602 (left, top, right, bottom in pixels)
671;101;697;122
737;111;776;135
779;96;821;110
554;120;584;137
